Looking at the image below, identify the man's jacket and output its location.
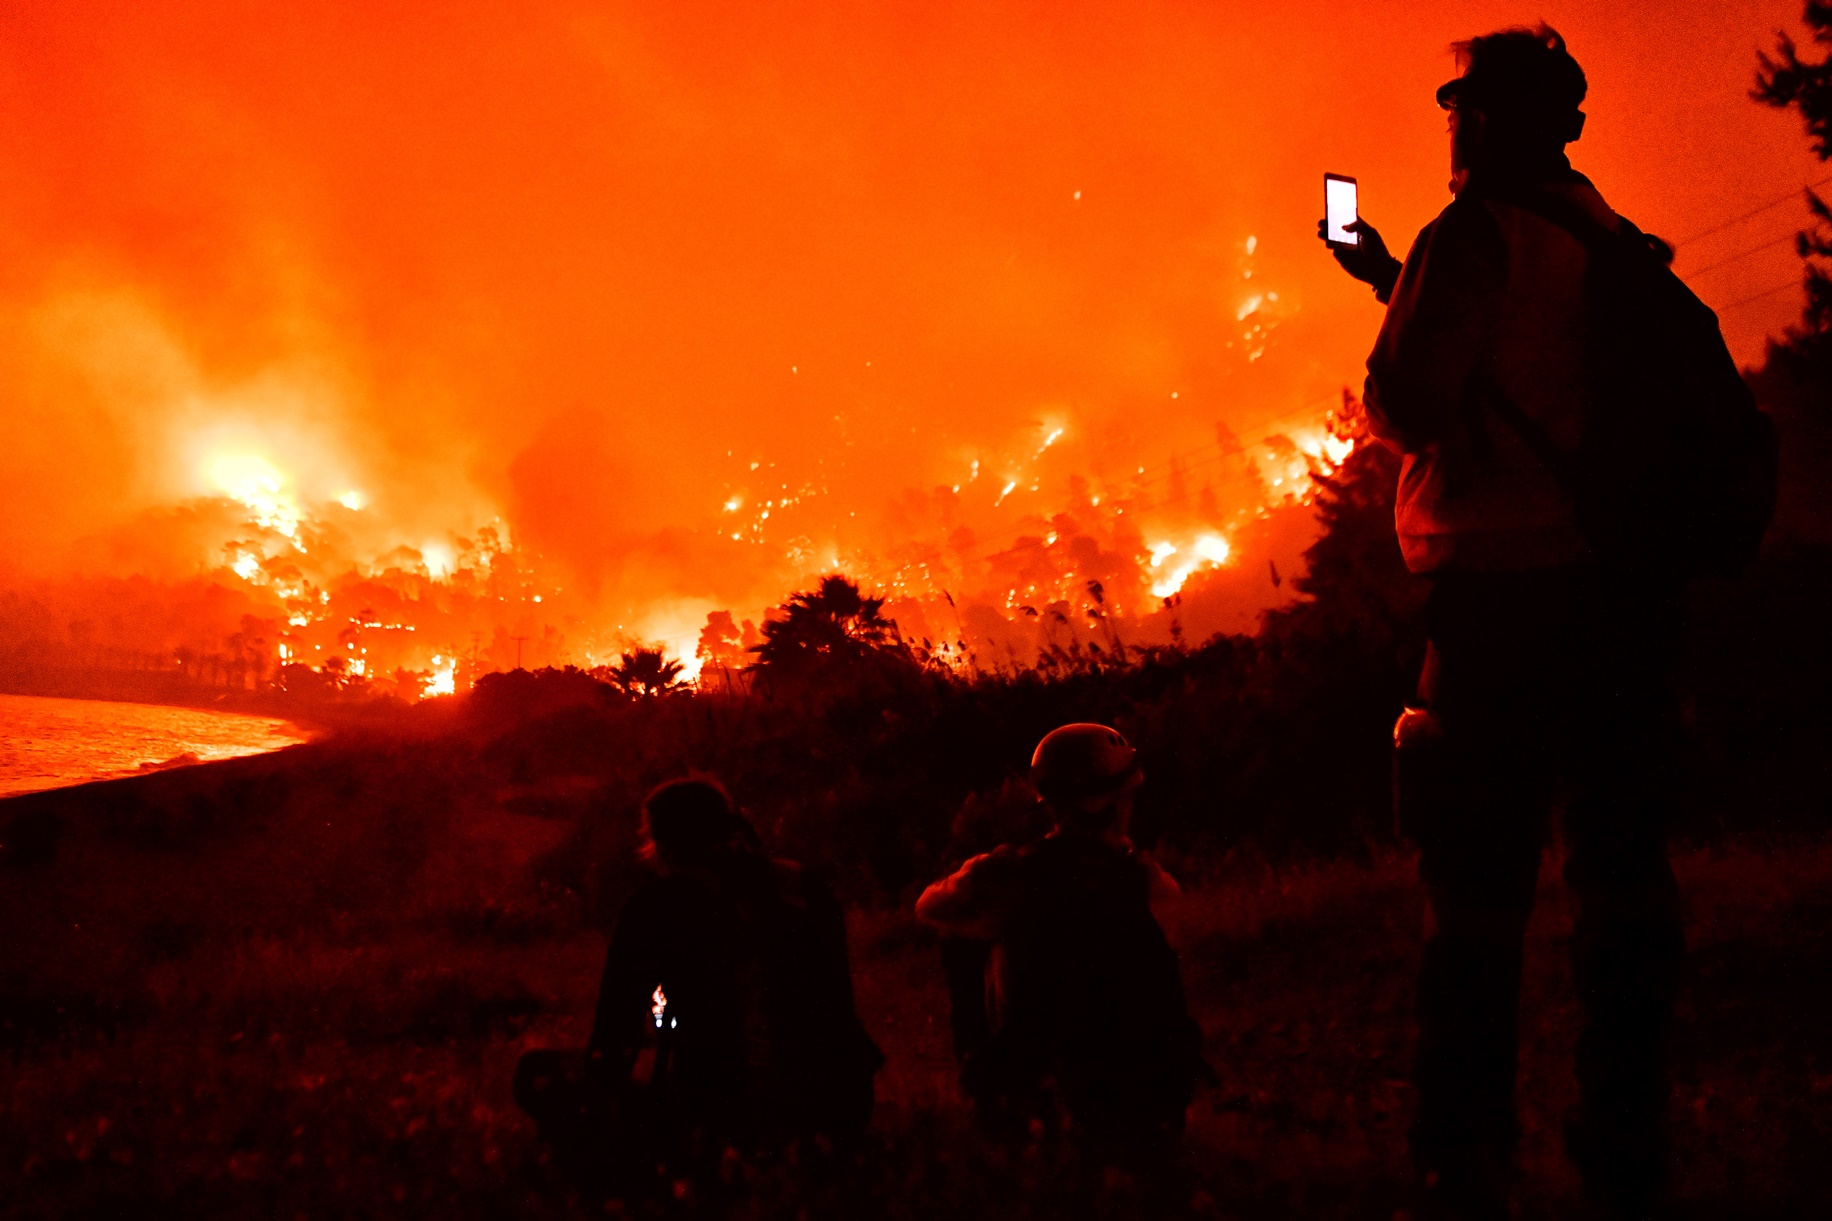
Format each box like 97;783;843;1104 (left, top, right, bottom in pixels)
1365;166;1620;574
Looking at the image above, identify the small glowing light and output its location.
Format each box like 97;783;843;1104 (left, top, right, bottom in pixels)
1073;189;1082;200
287;613;309;627
1170;391;1179;399
1236;295;1264;321
337;490;367;511
723;497;742;512
1246;235;1258;254
652;985;668;1029
996;480;1018;505
532;594;543;603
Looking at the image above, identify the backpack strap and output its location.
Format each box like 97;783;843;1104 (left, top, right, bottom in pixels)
1481;185;1671;267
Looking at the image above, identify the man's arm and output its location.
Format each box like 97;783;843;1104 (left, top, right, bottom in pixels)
914;847;1021;941
1363;200;1509;452
585;888;663;1081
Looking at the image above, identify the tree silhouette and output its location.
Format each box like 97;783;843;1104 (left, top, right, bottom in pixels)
1750;8;1832;543
1756;6;1832;346
750;575;902;675
598;647;685;697
696;611;744;670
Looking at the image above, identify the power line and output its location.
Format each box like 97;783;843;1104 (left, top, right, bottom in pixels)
1716;279;1802;313
1682;230;1800;277
1673;173;1832;248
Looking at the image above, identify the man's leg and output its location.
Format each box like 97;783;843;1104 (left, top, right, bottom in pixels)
1562;658;1685;1215
1411;750;1546;1217
1409;573;1566;1217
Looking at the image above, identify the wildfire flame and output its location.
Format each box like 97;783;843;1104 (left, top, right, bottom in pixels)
208;453;301;539
423;656;456;698
1149;534;1233;599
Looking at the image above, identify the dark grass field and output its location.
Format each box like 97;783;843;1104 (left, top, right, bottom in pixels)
3;742;1828;1219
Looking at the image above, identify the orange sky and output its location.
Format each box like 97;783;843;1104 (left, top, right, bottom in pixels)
0;0;1824;646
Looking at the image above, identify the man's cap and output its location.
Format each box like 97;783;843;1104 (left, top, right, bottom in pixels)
1030;723;1142;806
1436;24;1587;142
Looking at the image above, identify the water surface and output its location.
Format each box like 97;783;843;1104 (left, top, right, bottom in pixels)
0;693;309;798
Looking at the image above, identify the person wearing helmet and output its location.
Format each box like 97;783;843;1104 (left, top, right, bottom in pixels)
916;724;1200;1165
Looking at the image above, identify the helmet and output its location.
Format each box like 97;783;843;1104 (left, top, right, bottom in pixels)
1030;723;1142;808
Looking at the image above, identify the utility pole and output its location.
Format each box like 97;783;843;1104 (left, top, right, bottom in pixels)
511;634;530;670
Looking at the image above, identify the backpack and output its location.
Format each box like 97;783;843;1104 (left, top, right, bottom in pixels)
1481;190;1778;578
990;837;1202;1124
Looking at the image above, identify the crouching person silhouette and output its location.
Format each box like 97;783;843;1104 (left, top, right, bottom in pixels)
515;778;883;1201
916;725;1203;1174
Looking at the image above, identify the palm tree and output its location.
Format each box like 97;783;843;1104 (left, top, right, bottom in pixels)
750;575;900;674
600;647;686;697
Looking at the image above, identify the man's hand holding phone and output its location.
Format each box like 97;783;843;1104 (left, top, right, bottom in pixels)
1319;218;1402;300
1318;172;1403;303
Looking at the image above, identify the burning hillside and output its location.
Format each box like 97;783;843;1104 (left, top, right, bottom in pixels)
0;2;1804;702
0;357;1365;701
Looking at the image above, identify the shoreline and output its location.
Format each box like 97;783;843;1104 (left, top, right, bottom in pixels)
0;692;318;803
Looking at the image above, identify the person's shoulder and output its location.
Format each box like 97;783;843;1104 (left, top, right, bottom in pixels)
1435;192;1509;245
960;842;1024;880
1401;192;1508;282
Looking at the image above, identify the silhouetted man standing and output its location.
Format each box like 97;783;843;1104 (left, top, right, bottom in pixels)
1322;25;1718;1221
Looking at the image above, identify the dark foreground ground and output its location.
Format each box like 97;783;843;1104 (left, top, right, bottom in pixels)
2;744;1828;1220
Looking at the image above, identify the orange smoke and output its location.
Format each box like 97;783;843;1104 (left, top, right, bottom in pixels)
0;1;1820;684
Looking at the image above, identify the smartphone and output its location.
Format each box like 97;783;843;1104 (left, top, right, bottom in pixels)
1324;173;1359;247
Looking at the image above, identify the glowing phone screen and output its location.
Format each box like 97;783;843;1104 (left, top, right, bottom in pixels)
1325;175;1359;246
